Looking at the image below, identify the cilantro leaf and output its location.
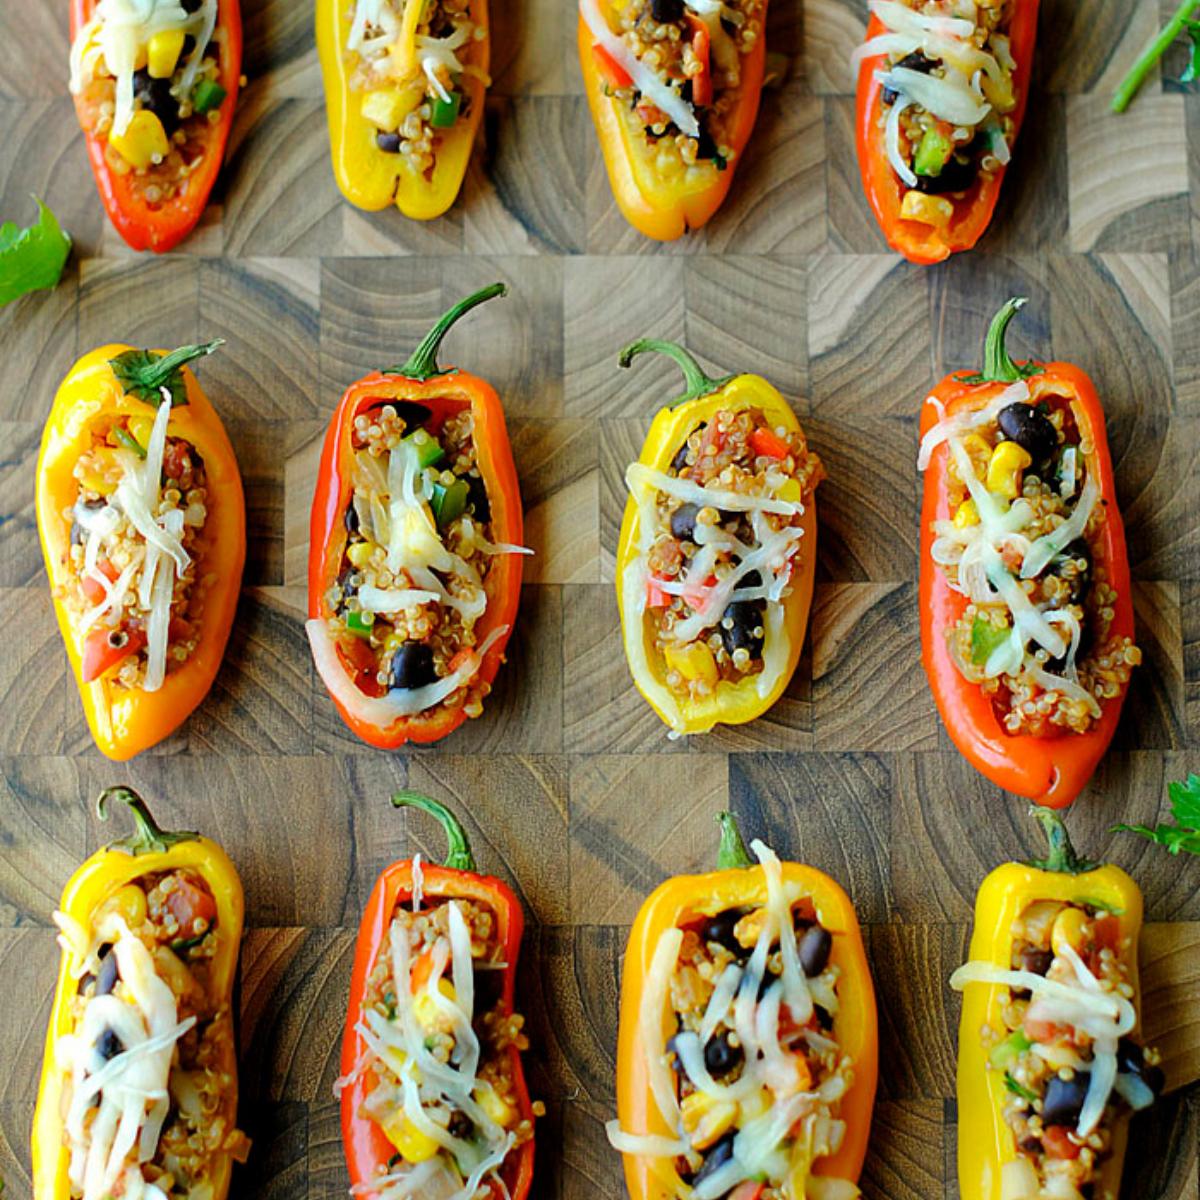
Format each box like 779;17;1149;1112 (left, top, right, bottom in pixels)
108;340;224;408
0;197;71;306
1112;774;1200;855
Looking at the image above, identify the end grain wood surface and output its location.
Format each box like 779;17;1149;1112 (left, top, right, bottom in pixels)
1;0;1200;1195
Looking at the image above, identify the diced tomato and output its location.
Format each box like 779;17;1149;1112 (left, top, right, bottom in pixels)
698;420;725;459
749;427;791;460
162;438;193;485
164;873;218;937
81;626;147;683
80;559;119;605
1089;913;1121;974
646;573;673;609
686;15;713;107
1022;1015;1069;1045
1042;1126;1080;1160
681;573;717;612
636;101;669;127
728;1184;764;1200
337;634;385;698
593;43;633;90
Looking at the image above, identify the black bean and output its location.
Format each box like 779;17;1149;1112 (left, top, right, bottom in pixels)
1049;538;1092;605
1042;1072;1089;1127
651;0;684;19
344;502;360;536
1118;1038;1165;1095
882;51;937;103
694;123;720;160
670;503;699;542
799;924;832;977
389;641;436;691
814;1004;833;1032
473;965;504;1014
96;948;119;996
182;0;203;11
703;1032;743;1077
96;1028;124;1061
391;401;432;430
739;569;763;590
1018;1135;1041;1155
1019;947;1053;977
914;154;978;195
376;130;402;153
448;1110;474;1139
692;1133;735;1186
700;908;750;957
133;69;180;137
337;562;359;607
672;423;705;472
719;600;765;659
997;403;1058;467
465;473;491;523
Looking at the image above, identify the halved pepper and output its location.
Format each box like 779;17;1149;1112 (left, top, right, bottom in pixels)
306;283;524;748
611;812;877;1198
951;809;1156;1199
576;0;766;240
35;342;246;760
69;0;243;253
615;340;821;735
32;786;247;1198
339;792;535;1199
918;299;1135;808
853;0;1038;264
316;0;488;220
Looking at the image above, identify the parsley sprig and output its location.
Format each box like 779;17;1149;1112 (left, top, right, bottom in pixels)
1112;774;1200;854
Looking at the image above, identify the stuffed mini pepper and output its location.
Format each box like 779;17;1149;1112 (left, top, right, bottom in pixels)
853;0;1037;263
307;284;528;748
337;792;539;1199
69;0;242;253
33;786;249;1200
608;812;877;1200
36;341;246;760
317;0;489;220
951;808;1163;1200
918;299;1138;808
577;0;767;240
616;340;822;736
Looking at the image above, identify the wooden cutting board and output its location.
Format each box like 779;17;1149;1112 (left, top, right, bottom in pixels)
0;0;1198;1197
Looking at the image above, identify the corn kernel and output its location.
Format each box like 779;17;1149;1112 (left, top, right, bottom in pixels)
775;477;803;504
663;641;718;687
986;440;1032;499
683;1093;737;1149
380;1111;440;1162
1051;907;1089;958
78;447;122;495
361;86;423;131
109;110;169;170
953;498;979;529
347;541;376;567
473;1080;517;1128
128;416;156;450
103;884;148;928
900;190;954;228
413;977;456;1032
147;28;186;79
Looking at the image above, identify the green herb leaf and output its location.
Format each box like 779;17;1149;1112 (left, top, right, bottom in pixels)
1112;774;1200;855
1168;772;1200;826
0;196;71;306
1003;1072;1037;1103
108;340;223;408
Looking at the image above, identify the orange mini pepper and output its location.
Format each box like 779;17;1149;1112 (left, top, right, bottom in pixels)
35;342;245;761
339;792;535;1199
612;812;877;1198
854;0;1038;264
70;0;243;253
918;299;1135;808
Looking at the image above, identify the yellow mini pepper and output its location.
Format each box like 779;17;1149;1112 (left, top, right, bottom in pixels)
952;809;1148;1200
32;786;247;1199
615;339;822;735
316;0;489;220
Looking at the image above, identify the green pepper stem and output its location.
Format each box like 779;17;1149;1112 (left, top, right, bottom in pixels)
1027;806;1098;875
618;338;735;406
388;283;507;381
978;297;1042;384
144;340;223;384
716;811;754;870
96;786;198;857
1112;0;1199;113
391;791;477;872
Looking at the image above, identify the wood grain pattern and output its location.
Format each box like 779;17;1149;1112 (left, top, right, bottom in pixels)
1;0;1199;1197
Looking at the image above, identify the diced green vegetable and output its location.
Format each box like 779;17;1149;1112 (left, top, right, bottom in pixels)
430;91;462;128
914;127;953;177
431;478;470;527
346;610;375;638
970;616;1011;665
989;1030;1032;1070
113;427;148;460
0;196;71;307
1003;1072;1038;1103
404;428;445;469
192;78;227;115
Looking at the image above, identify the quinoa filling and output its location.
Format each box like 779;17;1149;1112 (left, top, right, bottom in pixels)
861;0;1018;230
629;407;822;702
69;0;228;207
63;399;213;692
344;0;489;176
924;387;1139;737
53;871;248;1200
959;900;1161;1200
343;890;536;1197
581;0;766;174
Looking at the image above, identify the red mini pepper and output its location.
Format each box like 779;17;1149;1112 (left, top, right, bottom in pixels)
307;284;524;749
340;792;535;1200
919;299;1136;808
70;0;243;253
854;0;1038;264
